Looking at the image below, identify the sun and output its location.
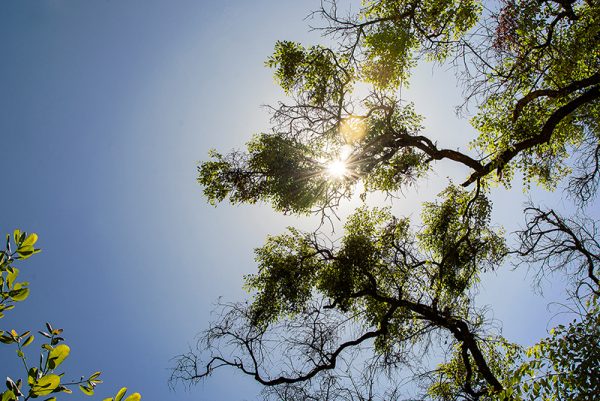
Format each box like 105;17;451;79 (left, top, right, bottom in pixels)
323;145;353;180
326;159;348;179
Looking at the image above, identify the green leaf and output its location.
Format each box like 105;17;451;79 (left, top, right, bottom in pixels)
48;344;70;369
79;385;94;396
5;377;17;392
1;390;16;401
21;233;38;248
59;386;72;394
89;371;103;385
0;334;14;344
115;387;128;401
16;246;35;259
12;230;21;245
43;398;57;401
124;393;141;401
9;288;29;301
28;368;39;386
30;374;61;396
22;335;34;347
16;233;37;259
5;268;19;289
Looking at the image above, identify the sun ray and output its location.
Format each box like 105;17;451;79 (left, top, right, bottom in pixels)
326;159;348;179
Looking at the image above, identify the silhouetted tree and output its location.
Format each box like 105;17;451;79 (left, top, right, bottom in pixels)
173;1;599;399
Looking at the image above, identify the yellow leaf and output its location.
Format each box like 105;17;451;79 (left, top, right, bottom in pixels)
31;374;60;396
124;393;141;401
48;344;70;369
21;233;38;247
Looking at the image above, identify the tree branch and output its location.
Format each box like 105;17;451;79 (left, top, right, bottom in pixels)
463;85;600;186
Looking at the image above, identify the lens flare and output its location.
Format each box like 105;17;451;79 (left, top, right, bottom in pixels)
326;159;347;179
339;116;367;143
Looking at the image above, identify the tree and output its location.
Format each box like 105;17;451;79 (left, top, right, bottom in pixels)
0;230;141;401
172;0;599;399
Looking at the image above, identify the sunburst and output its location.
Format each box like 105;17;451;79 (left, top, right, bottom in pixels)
324;145;354;180
326;159;348;179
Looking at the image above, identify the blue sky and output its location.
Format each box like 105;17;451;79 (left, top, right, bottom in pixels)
0;1;591;400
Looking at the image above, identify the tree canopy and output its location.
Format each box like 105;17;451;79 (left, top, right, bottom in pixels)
175;0;599;400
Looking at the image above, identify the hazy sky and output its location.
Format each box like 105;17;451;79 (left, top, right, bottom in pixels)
0;1;591;401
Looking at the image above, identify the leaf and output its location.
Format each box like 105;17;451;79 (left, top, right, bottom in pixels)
5;268;19;289
22;335;35;347
28;367;39;386
21;233;38;248
14;379;22;394
12;230;21;245
5;377;17;392
48;344;70;369
58;386;72;394
124;393;141;401
79;385;94;396
16;246;35;259
9;288;29;302
1;390;16;401
115;387;128;401
0;334;15;344
30;374;60;396
43;398;57;401
16;233;38;259
50;337;63;345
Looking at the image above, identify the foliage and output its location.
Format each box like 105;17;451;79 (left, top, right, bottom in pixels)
102;387;141;401
0;231;140;401
502;296;600;401
179;0;600;400
472;0;600;189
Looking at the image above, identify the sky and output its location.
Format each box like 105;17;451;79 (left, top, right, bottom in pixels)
0;1;592;401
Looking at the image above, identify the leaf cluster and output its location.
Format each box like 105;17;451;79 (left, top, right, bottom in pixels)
0;231;141;401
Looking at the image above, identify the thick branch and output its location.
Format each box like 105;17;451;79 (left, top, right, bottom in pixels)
253;305;398;386
363;290;504;393
463;85;600;186
358;127;484;173
513;73;600;121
